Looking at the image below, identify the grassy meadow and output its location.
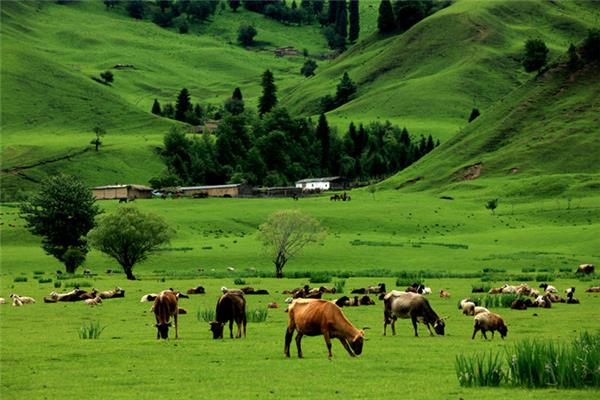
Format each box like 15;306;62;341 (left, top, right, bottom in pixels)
2;192;600;398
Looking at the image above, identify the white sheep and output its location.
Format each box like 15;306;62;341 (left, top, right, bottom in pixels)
462;301;476;316
473;306;489;316
0;297;6;305
84;296;102;305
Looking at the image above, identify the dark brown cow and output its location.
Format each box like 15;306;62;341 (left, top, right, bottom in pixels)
576;264;595;275
209;292;247;339
383;291;446;336
186;286;206;295
285;299;367;359
153;290;179;339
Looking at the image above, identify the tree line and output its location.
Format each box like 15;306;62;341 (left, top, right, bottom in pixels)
377;0;450;34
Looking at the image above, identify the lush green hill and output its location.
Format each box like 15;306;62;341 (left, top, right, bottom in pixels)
283;0;599;139
379;58;600;199
1;0;598;199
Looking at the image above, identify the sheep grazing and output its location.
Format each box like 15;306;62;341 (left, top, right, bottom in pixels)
586;286;600;293
439;289;450;298
84;296;102;306
458;298;472;310
472;312;508;340
462;301;476;316
473;306;489;316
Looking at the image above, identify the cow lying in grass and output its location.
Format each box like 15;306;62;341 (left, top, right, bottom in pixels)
285;299;367;359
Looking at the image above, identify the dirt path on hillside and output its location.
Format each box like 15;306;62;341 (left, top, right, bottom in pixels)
1;148;90;183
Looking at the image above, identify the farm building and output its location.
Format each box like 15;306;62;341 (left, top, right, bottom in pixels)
295;177;350;191
179;184;252;198
92;184;152;200
254;186;302;197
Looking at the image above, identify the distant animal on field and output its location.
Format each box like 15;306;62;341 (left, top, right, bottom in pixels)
0;298;6;304
439;289;450;298
98;287;124;299
267;302;279;309
472;312;507;340
209;292;247;339
351;283;386;295
11;294;36;306
186;286;206;295
383;291;446;337
153;290;179;340
284;299;367;358
576;264;595;275
539;283;558;293
84;296;102;306
586;286;600;293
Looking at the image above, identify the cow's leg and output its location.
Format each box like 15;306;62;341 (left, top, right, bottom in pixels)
323;331;334;359
425;322;434;336
243;316;247;338
295;332;304;358
174;310;179;339
411;316;419;337
491;330;495;339
481;329;488;339
391;317;397;336
472;326;479;339
229;319;234;338
284;327;294;357
155;315;160;340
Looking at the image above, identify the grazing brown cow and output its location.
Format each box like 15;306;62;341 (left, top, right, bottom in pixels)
285;299;367;359
153;290;179;340
209;292;247;339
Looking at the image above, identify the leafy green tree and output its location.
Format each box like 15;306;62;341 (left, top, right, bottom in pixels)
316;113;330;172
348;0;359;42
378;0;395;33
394;0;432;32
323;25;346;49
175;88;192;122
229;0;240;12
127;0;145;19
100;70;114;84
485;198;499;215
151;99;162;115
238;24;258;46
258;70;277;116
89;207;173;280
300;59;318;77
468;108;480;123
336;72;357;104
20;174;101;273
581;29;600;62
91;126;106;152
522;39;548;73
257;210;326;278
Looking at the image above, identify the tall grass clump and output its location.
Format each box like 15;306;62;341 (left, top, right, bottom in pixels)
78;321;106;339
535;274;555;282
471;294;527;308
456;351;504;387
13;276;27;282
38;278;52;284
309;272;331;284
234;278;246;285
197;308;215;322
65;280;93;288
54;281;62;288
455;332;600;388
246;308;268;323
334;279;346;293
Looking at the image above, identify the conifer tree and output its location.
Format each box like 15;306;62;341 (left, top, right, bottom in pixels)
175;88;192;122
336;72;357;104
316;113;330;172
378;0;395;33
229;0;240;12
258;70;277;116
151;99;162;115
349;0;359;42
336;0;347;39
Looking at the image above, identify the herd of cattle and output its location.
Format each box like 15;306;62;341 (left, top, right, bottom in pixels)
3;269;599;358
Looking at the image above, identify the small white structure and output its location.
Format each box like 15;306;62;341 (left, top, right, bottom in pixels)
295;177;349;191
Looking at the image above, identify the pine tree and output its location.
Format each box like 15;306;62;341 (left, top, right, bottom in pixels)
151;99;162;115
426;134;435;153
522;39;549;73
377;0;395;33
232;87;243;101
335;0;347;39
229;0;240;12
258;70;277;116
175;88;192;122
336;72;357;104
327;0;338;24
348;0;359;42
316;113;330;172
468;108;480;122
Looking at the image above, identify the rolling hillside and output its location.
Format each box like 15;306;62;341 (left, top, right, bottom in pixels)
1;0;598;199
380;58;600;199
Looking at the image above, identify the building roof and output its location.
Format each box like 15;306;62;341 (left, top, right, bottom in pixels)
295;176;343;184
179;184;242;190
93;184;152;191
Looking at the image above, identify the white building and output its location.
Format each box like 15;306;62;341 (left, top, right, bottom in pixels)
295;176;350;191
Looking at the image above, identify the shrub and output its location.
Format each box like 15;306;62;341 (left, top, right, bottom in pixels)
38;278;52;284
78;321;106;339
234;278;246;285
63;247;87;273
65;280;93;288
13;276;28;282
456;351;504;387
309;272;331;283
237;24;257;46
535;274;555;282
100;70;114;84
521;267;536;273
33;271;45;276
54;281;62;288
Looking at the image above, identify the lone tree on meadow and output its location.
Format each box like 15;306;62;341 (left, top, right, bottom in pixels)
257;210;326;278
485;198;499;215
100;70;114;84
300;59;318;77
91;126;106;152
238;24;257;46
20;174;101;273
258;69;277;116
175;88;192;122
88;207;173;280
151;99;162;115
522;39;548;73
336;72;357;104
